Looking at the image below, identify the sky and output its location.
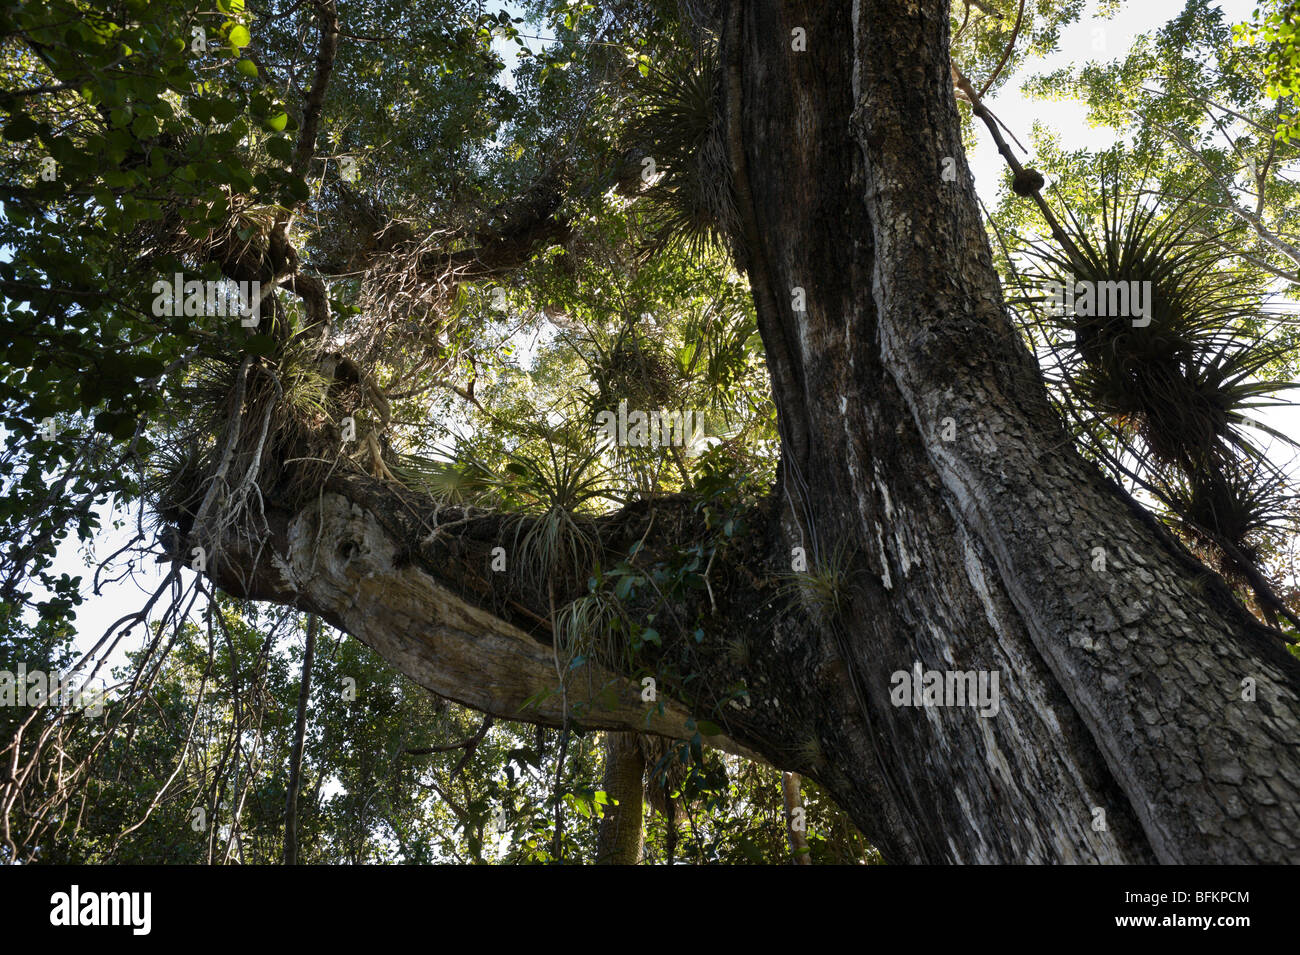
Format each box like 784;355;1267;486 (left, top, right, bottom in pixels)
972;0;1300;482
28;0;1292;676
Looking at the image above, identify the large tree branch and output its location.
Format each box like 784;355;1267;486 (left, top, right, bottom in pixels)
312;171;574;288
194;473;774;764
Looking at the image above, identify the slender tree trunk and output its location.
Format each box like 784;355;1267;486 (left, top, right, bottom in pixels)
283;613;318;866
781;772;811;865
596;732;646;865
194;0;1300;863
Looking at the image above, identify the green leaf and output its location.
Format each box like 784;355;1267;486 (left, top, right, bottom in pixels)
244;334;276;356
93;411;137;440
130;114;158;138
265;137;292;163
3;115;40;141
235;58;258;79
228;24;251;49
210;98;242;123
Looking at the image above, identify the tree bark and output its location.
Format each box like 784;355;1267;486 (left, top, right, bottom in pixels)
716;0;1300;863
782;772;811;865
190;0;1300;863
596;732;646;865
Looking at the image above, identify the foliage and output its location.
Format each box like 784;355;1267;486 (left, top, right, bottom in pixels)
1236;0;1300;141
4;0;1300;864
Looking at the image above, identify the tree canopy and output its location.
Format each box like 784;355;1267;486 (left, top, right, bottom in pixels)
2;0;1298;864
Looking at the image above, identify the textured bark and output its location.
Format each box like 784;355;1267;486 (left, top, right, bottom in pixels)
596;733;646;865
206;486;742;751
716;0;1300;862
782;772;811;865
192;0;1300;863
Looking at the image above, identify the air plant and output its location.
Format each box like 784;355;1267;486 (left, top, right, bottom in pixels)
590;324;682;412
623;47;734;257
1156;452;1293;565
1017;179;1298;625
777;538;861;621
1023;186;1286;462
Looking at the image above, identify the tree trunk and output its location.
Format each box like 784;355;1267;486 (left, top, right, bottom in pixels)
782;772;811;865
191;0;1300;863
284;613;318;866
596;732;646;865
715;0;1300;863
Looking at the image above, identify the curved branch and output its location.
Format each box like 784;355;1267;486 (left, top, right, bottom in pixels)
977;0;1025;99
196;483;769;763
